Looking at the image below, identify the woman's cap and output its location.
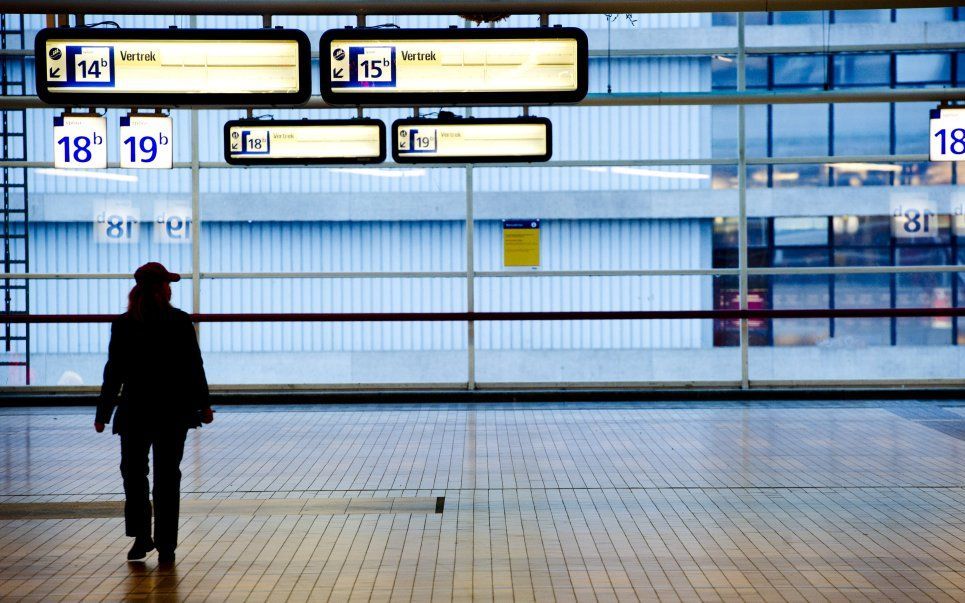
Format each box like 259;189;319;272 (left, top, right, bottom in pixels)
134;262;181;284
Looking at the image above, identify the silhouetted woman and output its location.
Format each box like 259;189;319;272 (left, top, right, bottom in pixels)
95;262;213;563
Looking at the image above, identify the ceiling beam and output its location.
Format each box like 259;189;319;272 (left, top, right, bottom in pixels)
0;0;955;15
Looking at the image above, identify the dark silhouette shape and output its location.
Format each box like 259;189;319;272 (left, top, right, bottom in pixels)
95;262;213;563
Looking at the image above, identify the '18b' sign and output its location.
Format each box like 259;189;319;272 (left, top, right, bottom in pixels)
930;106;965;161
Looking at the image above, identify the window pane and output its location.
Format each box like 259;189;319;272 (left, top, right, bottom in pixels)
833;216;891;248
833;103;891;155
834;10;891;23
834;54;890;86
894;102;932;154
896;8;954;22
774;55;829;87
896;265;952;345
712;217;769;249
771;264;831;346
772;104;829;156
773;11;826;25
715;105;768;160
774;217;828;246
896;53;951;84
747;56;769;88
834;273;891;345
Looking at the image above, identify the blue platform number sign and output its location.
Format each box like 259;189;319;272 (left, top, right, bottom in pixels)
929;107;965;161
229;129;271;155
397;127;437;154
119;115;173;169
46;44;116;88
330;45;396;88
52;115;107;169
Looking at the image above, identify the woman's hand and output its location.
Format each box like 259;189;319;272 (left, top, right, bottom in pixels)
201;408;215;424
94;422;105;433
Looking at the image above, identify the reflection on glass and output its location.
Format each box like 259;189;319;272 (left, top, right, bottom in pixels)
896;53;952;83
834;9;891;23
774;55;829;87
833;103;890;155
774;217;827;246
772;104;829;156
834;54;890;86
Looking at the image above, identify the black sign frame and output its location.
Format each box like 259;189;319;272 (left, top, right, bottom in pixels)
36;28;312;106
223;118;387;165
391;116;552;164
320;27;588;106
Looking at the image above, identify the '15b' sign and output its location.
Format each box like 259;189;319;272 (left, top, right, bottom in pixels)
321;27;588;105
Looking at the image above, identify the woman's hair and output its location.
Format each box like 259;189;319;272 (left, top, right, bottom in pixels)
127;281;172;321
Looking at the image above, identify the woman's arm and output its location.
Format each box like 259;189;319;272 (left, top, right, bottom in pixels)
185;318;211;413
95;320;124;427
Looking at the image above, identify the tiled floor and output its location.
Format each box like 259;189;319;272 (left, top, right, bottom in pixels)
2;401;965;601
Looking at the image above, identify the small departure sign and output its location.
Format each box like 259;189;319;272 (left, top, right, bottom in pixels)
36;28;311;106
321;27;588;105
930;106;965;161
224;119;386;165
392;117;552;164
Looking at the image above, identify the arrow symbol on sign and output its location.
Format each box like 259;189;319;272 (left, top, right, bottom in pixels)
333;68;344;79
49;67;61;78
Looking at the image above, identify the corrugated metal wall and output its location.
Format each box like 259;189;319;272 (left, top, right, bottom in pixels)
29;219;710;353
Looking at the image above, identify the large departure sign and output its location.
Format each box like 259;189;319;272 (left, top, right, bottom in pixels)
321;28;588;105
224;119;386;165
35;28;311;106
392;117;552;164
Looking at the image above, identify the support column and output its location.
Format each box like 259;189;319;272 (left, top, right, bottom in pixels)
466;164;475;390
737;12;749;389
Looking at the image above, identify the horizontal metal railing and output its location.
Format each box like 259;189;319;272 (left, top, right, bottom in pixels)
1;88;963;110
1;307;962;324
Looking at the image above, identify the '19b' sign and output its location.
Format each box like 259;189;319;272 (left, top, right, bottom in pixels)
120;115;173;169
320;27;588;105
35;28;311;106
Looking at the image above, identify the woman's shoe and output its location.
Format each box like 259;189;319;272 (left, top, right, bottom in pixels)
127;536;155;560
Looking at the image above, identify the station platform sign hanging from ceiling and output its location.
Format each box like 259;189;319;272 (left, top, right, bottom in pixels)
392;116;552;163
224;119;386;165
320;27;588;105
35;28;312;106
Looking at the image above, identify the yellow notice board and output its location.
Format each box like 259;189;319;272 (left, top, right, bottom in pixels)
503;219;540;267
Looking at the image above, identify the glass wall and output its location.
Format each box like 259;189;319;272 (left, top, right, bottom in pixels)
1;9;962;388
